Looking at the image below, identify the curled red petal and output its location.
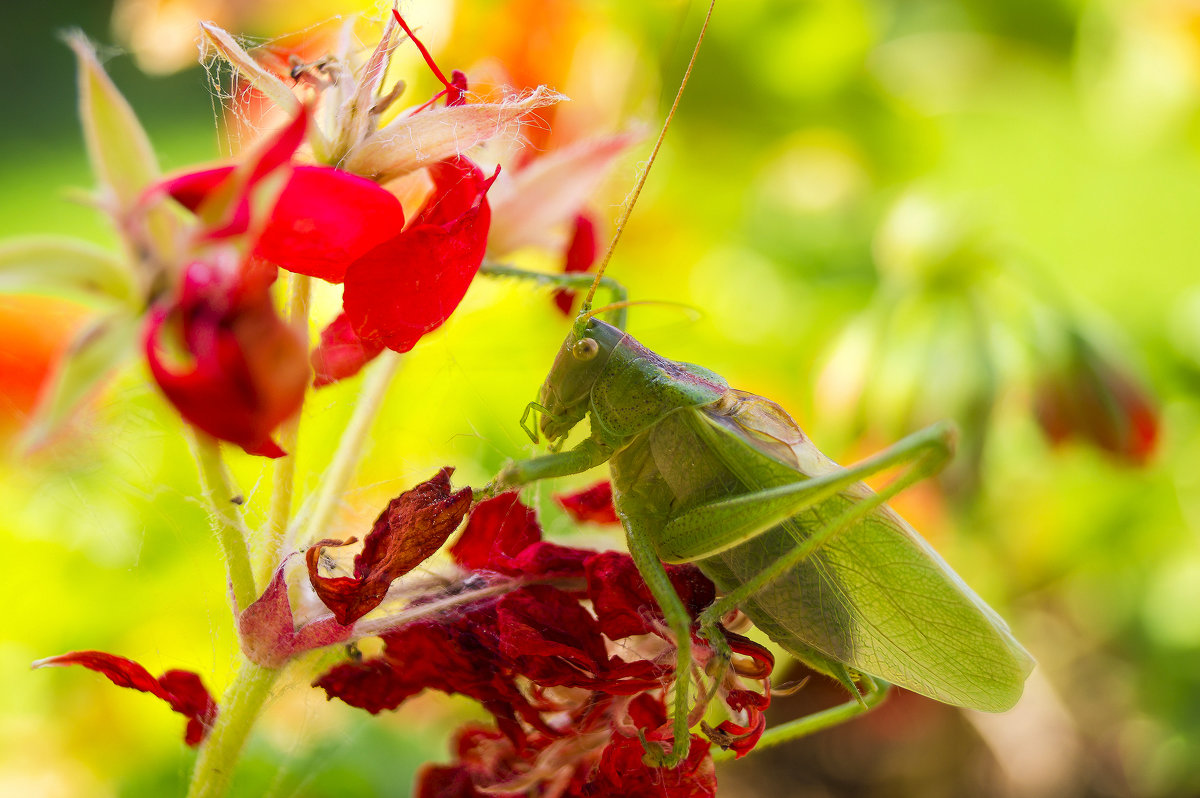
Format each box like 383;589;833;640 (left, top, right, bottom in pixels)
343;157;497;353
450;493;542;574
722;630;776;680
306;468;472;625
33;651;217;747
589;733;716;798
252;166;406;283
154;110;309;241
160;166;235;215
310;312;386;388
143;262;308;458
554;480;618;524
553;213;599;315
239;565;353;667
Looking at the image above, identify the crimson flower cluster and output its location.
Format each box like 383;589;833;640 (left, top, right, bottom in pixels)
315;490;775;797
36;472;777;794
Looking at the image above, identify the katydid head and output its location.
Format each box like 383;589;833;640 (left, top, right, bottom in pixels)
536;317;624;443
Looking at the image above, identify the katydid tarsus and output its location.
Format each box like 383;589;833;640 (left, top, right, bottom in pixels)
479;0;1034;768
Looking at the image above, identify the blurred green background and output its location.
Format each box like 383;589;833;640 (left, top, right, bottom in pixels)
4;0;1200;796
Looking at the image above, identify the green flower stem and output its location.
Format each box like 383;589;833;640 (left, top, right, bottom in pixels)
259;273;312;587
186;658;280;798
297;350;401;544
190;433;257;612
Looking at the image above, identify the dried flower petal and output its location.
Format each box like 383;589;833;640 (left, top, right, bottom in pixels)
33;651;217;746
307;468;472;625
238;566;353;667
342;87;563;183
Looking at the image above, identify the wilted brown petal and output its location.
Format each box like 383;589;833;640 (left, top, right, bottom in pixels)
307;468;472;624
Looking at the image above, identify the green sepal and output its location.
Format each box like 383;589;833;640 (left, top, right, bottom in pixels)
20;310;140;450
0;236;137;305
66;32;160;211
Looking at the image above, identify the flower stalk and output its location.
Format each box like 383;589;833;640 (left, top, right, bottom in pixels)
185;658;280;798
189;433;258;612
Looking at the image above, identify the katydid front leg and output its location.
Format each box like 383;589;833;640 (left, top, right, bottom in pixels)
481;436;614;499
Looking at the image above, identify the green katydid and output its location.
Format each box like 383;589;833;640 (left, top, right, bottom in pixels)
479;0;1033;768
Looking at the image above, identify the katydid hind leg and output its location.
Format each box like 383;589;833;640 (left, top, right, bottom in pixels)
695;423;955;630
624;514;698;769
657;421;956;564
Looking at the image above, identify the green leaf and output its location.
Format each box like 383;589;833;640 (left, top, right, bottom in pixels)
20;311;140;450
0;236;138;304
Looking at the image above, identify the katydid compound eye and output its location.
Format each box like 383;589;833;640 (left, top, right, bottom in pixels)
572;338;600;360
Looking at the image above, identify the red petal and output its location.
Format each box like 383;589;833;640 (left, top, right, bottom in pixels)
306;468;472;625
553;213;599;315
497;585;661;693
343;157;496;353
253;166;406;283
143;263;308;458
33;651;218;747
160;166;234;215
316;609;542;732
238;566;352;667
590;734;716;798
310;312;386;388
415;765;485;798
509;541;589;580
585;552;716;641
450;493;542;574
555;480;618;524
155;110;309;241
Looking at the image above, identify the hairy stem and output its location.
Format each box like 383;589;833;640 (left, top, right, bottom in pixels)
260;274;312;586
294;350;401;545
185;658;279;798
190;433;257;612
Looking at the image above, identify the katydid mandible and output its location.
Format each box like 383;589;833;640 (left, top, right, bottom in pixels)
483;0;1033;768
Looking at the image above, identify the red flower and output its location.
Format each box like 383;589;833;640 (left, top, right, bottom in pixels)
337;156;499;355
306;469;473;625
33;651;217;746
552;213;599;315
1033;329;1159;465
555;480;619;525
144;261;309;457
317;494;771;796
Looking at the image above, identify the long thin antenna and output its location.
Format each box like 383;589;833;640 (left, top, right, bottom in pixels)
580;0;718;311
